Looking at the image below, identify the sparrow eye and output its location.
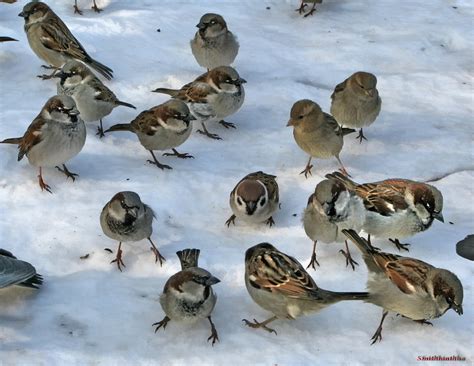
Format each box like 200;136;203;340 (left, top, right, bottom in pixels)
210;20;217;25
298;115;304;119
237;197;243;205
260;198;266;206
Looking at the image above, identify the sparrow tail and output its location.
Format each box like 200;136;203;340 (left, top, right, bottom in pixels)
104;123;133;133
176;248;200;270
342;229;372;255
341;127;356;136
0;36;18;42
0;137;22;144
87;58;114;80
152;88;179;97
325;171;358;190
331;291;369;301
115;100;136;109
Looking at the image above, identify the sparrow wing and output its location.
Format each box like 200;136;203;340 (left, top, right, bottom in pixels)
330;77;348;101
89;77;118;104
356;181;409;216
17;118;47;161
382;257;432;295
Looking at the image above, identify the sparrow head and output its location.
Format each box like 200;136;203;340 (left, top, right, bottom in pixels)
244;242;277;265
107;191;143;223
19;1;50;23
350;71;378;99
196;13;228;38
234;177;268;216
42;95;80;124
287;99;322;128
432;269;464;316
166;267;220;302
312;179;348;220
409;184;444;227
209;66;246;93
56;61;92;87
158;99;196;131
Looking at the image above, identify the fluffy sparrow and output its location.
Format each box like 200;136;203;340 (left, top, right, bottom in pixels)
1;95;86;193
56;60;135;137
100;191;165;272
287;99;355;178
0;249;43;289
19;1;113;80
73;0;102;15
153;248;220;346
330;71;381;142
190;13;239;71
105;100;195;170
0;36;18;42
303;179;366;270
296;0;322;17
343;229;463;344
243;243;368;334
152;66;246;140
226;171;279;227
326;172;444;251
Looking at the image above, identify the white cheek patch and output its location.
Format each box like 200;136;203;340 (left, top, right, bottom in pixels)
249;274;257;282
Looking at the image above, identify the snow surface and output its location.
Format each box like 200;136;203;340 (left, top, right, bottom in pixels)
0;0;473;365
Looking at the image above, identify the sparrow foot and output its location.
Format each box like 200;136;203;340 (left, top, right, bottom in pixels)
91;1;103;13
218;120;236;129
163;148;194;159
96;126;105;138
299;164;313;178
370;311;388;345
197;123;222;140
389;238;410;252
295;2;307;14
147;151;173;170
242;317;277;335
265;216;275;227
38;173;52;194
303;6;317;17
56;164;79;182
73;5;83;14
306;241;320;269
414;319;433;326
110;243;125;272
207;316;219;346
339;240;359;271
150;245;166;266
356;128;368;143
152;316;170;333
225;214;236;227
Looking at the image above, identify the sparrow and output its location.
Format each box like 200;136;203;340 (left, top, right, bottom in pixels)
243;243;368;334
287;99;355;178
19;1;113;80
100;191;165;272
0;36;18;42
456;234;474;261
190;13;239;71
296;0;322;17
326;172;444;251
226;171;279;227
330;71;381;143
152;66;246;140
0;95;86;193
73;0;102;15
343;229;463;344
303;179;365;270
56;60;136;137
0;249;43;289
105;100;195;170
153;248;220;346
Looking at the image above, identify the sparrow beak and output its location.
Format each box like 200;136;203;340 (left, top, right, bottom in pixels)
196;22;206;30
433;212;444;223
239;78;247;84
187;115;197;122
18;11;26;18
452;303;463;315
366;89;375;97
286;119;294;127
246;202;256;215
206;276;220;286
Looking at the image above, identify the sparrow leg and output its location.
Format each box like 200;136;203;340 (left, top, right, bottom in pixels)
147;150;172;170
207;316;219;346
370;310;388;345
296;1;307;14
73;0;83;14
37;65;60;80
55;164;79;182
366;235;381;251
152;315;170;333
91;0;103;13
303;2;317;17
306;240;320;269
197;122;222;140
356;128;368;143
335;155;351;177
162;148;194;159
242;316;278;335
299;156;313;178
218;120;236;129
96;119;105;138
265;216;275;227
110;242;126;272
339;240;359;271
225;214;236;227
389;238;410;251
37;167;52;193
414;319;433;326
148;238;166;266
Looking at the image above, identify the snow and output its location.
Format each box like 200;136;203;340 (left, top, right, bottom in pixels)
0;0;473;365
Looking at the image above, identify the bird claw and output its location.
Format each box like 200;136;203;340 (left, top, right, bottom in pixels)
152;316;170;333
38;176;52;194
225;215;236;227
356;129;368;143
110;248;125;272
389;238;410;252
162;150;194;159
339;249;359;271
242;319;277;335
218;120;236;129
306;253;320;269
147;160;172;170
299;164;313;178
265;217;275;227
197;129;222;140
73;5;83;14
96;126;105;138
150;246;166;266
55;165;79;182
